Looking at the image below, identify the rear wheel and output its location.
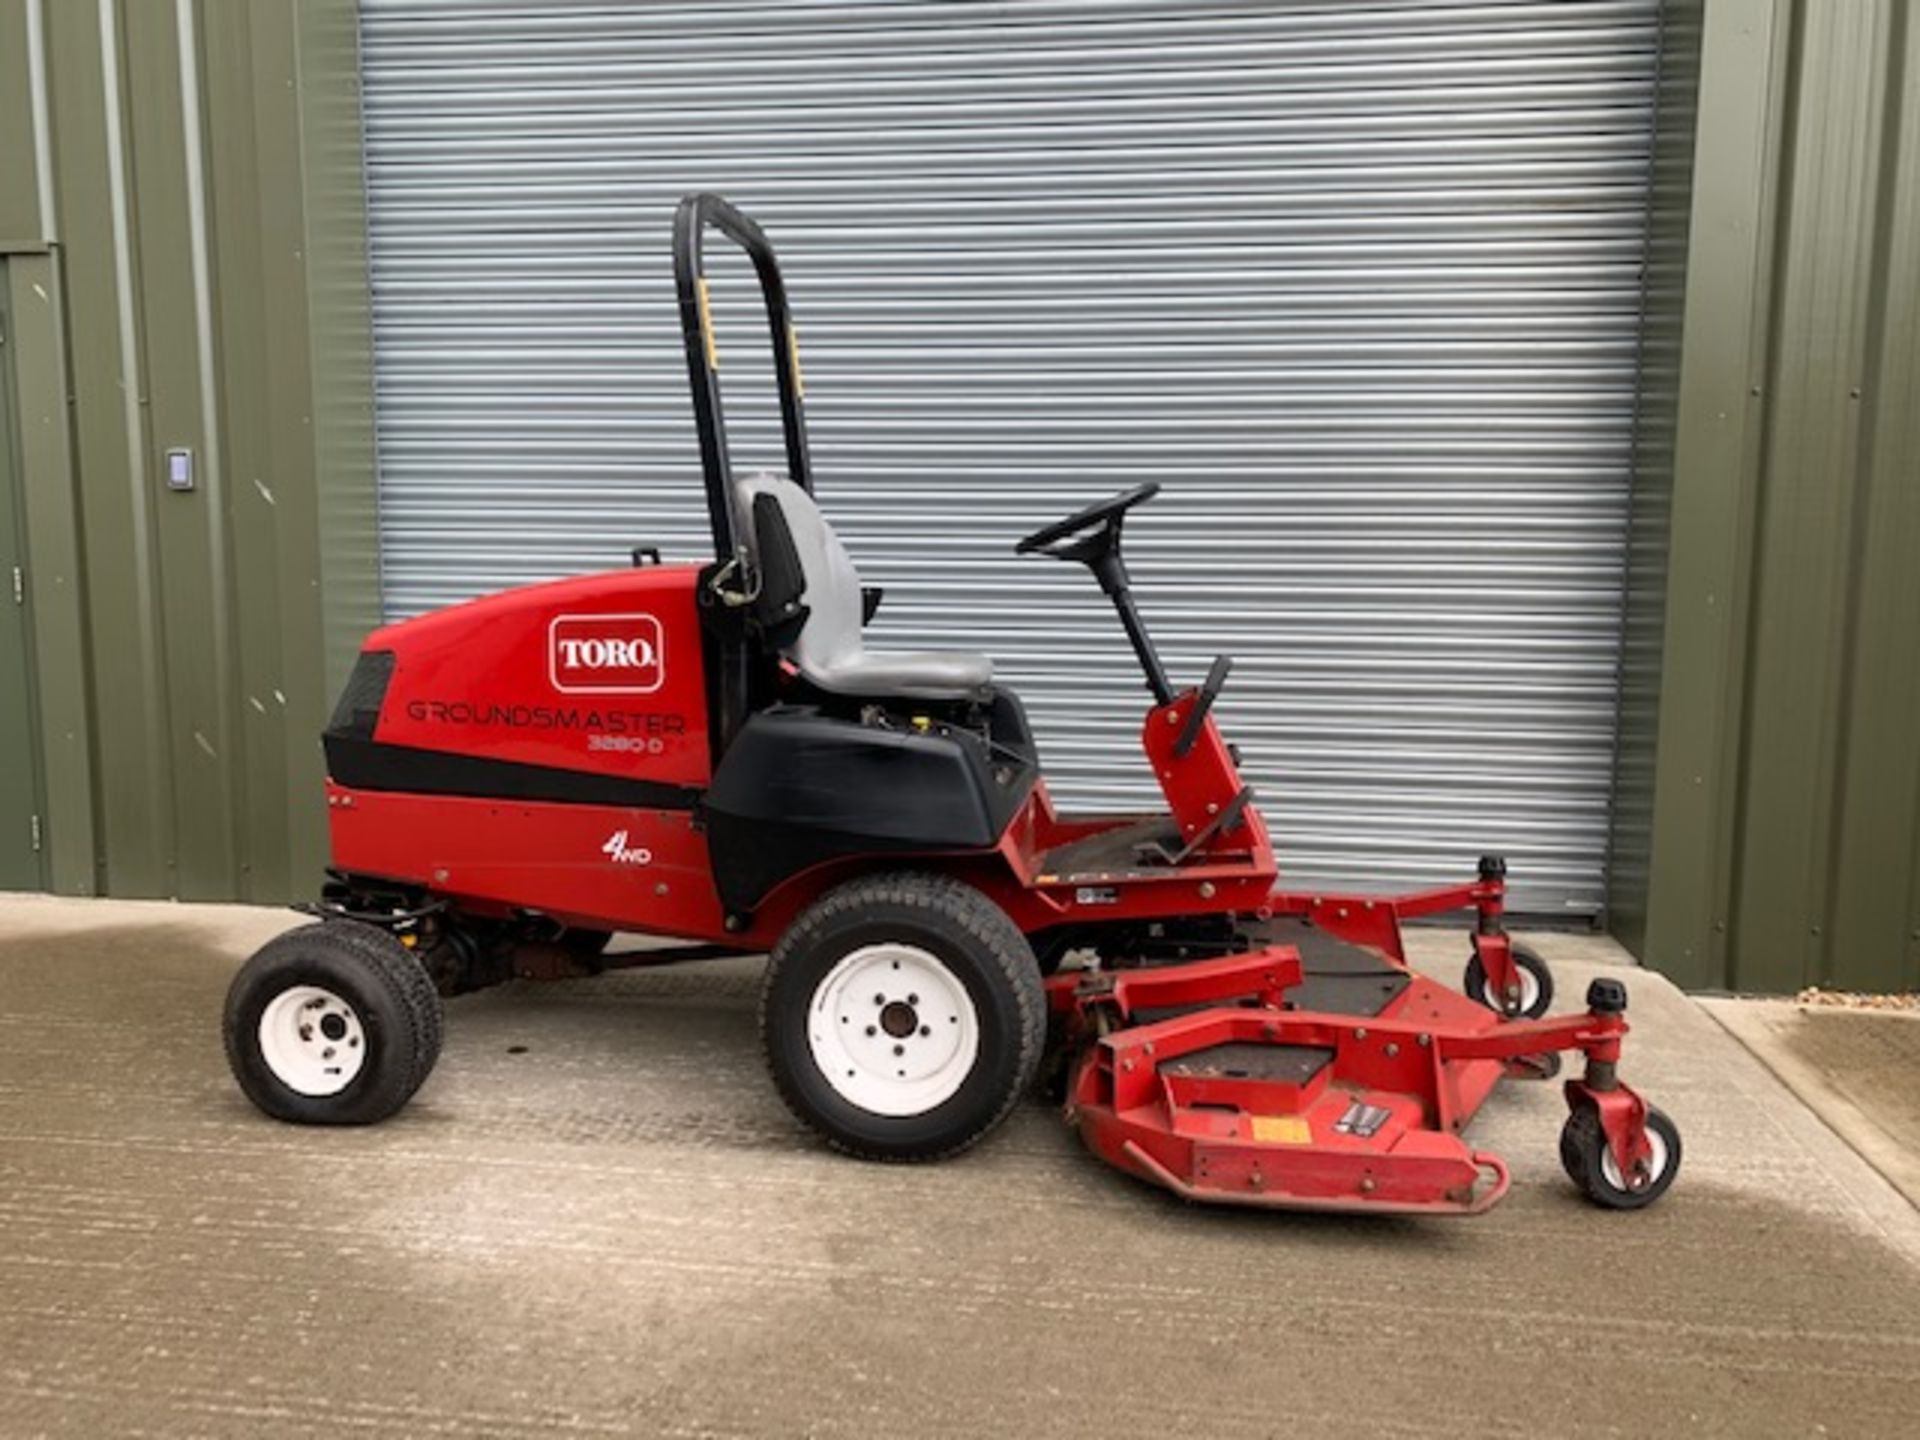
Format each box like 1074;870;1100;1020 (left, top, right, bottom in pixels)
760;873;1045;1160
223;920;443;1124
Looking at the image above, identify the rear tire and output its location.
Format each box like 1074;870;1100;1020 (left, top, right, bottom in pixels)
760;873;1045;1161
223;920;444;1124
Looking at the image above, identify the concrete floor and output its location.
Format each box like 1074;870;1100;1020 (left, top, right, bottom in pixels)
1703;997;1920;1214
3;895;1919;1439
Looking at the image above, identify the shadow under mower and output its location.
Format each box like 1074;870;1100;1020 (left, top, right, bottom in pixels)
223;195;1679;1217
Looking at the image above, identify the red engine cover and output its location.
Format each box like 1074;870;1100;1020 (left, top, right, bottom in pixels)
364;564;712;787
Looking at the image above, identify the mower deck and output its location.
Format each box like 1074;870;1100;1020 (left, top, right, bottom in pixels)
1056;932;1654;1216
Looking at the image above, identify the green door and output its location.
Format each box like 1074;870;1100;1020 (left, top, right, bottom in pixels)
0;274;45;891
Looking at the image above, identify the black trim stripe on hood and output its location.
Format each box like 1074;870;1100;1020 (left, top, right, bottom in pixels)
323;732;702;811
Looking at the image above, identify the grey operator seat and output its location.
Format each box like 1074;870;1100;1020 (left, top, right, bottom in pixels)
733;473;993;701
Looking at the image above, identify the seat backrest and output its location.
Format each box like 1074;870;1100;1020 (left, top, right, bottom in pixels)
733;473;863;675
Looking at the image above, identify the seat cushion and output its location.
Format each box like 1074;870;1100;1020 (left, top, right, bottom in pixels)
809;647;993;702
733;473;993;702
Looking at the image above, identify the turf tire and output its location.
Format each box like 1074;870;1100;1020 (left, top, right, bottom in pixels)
760;873;1045;1161
223;919;444;1125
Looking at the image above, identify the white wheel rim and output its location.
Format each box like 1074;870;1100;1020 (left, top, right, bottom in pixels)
257;985;367;1097
1483;956;1542;1015
807;943;980;1117
1601;1123;1671;1192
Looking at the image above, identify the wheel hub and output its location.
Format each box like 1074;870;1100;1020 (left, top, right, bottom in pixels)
1602;1122;1670;1192
808;943;980;1117
257;985;366;1097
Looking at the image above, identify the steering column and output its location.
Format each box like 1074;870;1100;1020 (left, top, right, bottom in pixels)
1014;483;1173;705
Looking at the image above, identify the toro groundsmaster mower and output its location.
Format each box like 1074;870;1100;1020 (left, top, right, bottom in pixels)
223;195;1680;1216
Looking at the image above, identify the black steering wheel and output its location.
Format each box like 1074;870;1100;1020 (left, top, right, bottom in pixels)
1014;482;1161;556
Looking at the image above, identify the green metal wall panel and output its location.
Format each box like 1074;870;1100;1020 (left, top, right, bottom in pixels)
3;255;94;896
0;271;45;890
1606;0;1700;957
1824;2;1920;992
1730;0;1892;991
0;0;378;904
125;0;242;898
43;0;178;896
0;2;47;245
200;0;291;903
1645;0;1920;993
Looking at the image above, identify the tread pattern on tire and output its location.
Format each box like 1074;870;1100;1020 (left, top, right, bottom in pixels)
224;919;444;1123
1558;1105;1602;1191
759;871;1046;1162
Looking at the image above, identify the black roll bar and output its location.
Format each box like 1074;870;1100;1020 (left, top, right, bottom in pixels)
672;194;815;561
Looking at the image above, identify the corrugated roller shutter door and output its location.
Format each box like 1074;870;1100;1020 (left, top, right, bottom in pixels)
358;0;1659;915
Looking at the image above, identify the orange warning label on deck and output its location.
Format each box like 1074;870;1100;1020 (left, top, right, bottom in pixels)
1251;1115;1312;1145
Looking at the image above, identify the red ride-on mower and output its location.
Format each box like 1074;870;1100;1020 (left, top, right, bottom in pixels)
223;195;1680;1215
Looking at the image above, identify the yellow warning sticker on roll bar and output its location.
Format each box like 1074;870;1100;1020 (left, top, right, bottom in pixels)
697;276;719;371
787;323;805;397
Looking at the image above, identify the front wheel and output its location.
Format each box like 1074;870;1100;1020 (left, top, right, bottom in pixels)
1464;939;1554;1019
1559;1104;1682;1210
760;873;1046;1161
223;920;444;1124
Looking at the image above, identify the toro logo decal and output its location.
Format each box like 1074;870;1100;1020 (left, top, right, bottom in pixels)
549;613;665;695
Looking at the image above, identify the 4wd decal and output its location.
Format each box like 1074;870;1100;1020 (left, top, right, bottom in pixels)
550;613;665;694
601;830;653;866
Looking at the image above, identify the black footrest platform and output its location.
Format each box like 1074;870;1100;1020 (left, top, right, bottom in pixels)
1160;1042;1333;1085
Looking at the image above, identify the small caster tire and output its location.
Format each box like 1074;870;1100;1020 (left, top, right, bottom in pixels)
1507;1050;1563;1081
1559;1103;1681;1210
1464;940;1554;1020
224;920;444;1125
761;872;1046;1162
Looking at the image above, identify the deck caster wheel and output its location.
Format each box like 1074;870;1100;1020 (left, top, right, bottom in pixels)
760;873;1046;1161
224;920;444;1124
1464;940;1554;1020
1559;1104;1681;1210
1505;1050;1563;1081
